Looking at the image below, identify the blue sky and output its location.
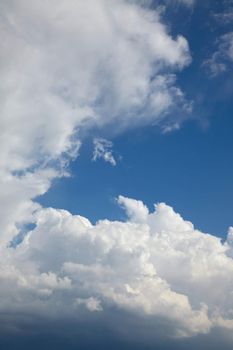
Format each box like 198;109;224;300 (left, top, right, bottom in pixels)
39;0;233;238
39;108;233;238
1;0;233;349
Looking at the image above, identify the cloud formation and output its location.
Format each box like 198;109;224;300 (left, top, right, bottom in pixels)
0;196;233;341
204;1;233;77
1;0;232;346
93;138;117;166
213;1;233;25
204;32;233;77
0;0;191;246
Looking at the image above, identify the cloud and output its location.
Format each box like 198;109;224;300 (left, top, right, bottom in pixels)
93;138;117;166
179;0;194;5
1;0;231;346
165;0;195;7
0;196;232;343
203;32;233;77
0;5;231;346
0;0;191;246
213;1;233;25
203;0;233;80
75;297;103;312
118;195;149;222
202;2;233;77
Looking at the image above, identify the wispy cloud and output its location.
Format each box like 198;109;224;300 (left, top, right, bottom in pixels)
204;1;233;77
93;138;117;166
203;32;233;77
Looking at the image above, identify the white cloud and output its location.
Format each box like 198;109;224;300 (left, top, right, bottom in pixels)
118;195;149;222
0;0;191;246
2;0;231;344
0;196;232;340
203;32;233;77
75;297;103;312
93;138;117;166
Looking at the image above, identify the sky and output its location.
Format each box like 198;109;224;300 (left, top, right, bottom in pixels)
0;0;233;349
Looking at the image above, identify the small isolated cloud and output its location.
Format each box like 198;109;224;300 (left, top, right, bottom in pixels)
75;297;103;312
93;138;117;166
162;122;181;134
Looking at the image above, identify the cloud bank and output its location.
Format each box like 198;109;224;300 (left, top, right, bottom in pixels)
1;196;233;342
0;0;232;346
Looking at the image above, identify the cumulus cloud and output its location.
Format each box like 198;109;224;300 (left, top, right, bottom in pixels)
93;138;117;166
1;0;232;346
0;196;232;341
0;0;191;246
118;195;149;222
